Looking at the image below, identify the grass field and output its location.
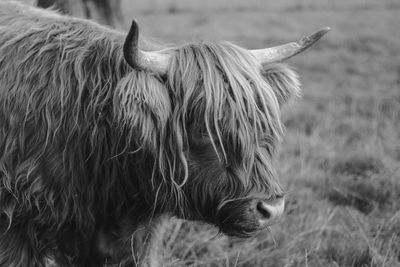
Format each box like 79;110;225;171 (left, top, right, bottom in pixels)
114;0;400;266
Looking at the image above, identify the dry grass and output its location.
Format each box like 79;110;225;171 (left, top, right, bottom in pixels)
116;0;400;266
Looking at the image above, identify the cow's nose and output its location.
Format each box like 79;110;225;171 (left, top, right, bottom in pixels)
255;197;285;225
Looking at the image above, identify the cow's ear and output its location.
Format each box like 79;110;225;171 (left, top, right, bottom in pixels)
261;63;301;107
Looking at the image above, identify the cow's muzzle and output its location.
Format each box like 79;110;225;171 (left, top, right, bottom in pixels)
252;196;285;227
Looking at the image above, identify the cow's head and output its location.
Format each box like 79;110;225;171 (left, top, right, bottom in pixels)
118;21;329;237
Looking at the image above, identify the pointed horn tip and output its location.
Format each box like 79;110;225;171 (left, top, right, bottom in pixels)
320;26;331;33
316;27;331;37
127;20;139;37
299;26;331;47
130;19;138;28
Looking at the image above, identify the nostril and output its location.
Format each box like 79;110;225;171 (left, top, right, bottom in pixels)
256;202;271;219
254;198;285;222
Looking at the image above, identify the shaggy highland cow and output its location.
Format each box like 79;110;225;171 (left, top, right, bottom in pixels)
0;1;329;266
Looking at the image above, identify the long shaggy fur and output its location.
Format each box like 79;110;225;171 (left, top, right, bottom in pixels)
167;43;300;236
0;1;300;266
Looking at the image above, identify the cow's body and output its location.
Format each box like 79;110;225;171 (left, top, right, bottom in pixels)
0;2;157;266
0;1;327;266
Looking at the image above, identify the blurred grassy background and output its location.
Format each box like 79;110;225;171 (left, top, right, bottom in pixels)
116;0;400;266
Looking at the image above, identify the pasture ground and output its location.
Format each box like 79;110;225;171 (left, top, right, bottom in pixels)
117;0;400;266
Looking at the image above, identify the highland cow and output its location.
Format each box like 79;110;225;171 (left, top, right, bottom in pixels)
0;1;329;266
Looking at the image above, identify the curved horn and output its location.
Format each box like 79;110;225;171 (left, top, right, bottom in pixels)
251;27;331;64
123;20;170;74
